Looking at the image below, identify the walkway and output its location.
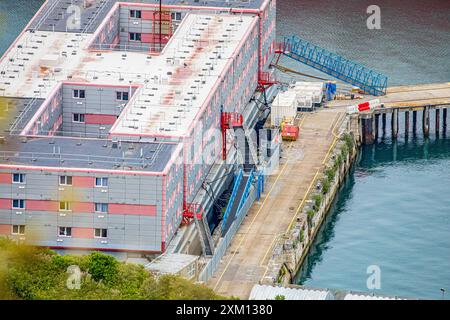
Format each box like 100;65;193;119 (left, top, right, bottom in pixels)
329;82;450;109
207;107;345;299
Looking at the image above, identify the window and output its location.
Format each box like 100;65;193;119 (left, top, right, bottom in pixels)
12;199;25;209
12;173;25;184
73;113;85;123
95;203;108;213
58;226;72;237
116;91;129;101
12;225;25;235
94;228;108;238
59;175;73;186
171;12;182;21
130;9;141;19
129;32;142;41
95;177;108;187
59;201;71;211
73;89;85;99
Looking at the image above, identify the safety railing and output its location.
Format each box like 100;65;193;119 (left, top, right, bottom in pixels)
282;35;388;96
198;171;263;283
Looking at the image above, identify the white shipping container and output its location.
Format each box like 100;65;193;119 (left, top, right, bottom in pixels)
295;90;323;104
271;91;297;126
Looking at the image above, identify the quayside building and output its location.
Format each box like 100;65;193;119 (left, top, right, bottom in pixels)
0;0;277;255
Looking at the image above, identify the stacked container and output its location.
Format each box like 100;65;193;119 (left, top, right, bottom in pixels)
293;81;324;106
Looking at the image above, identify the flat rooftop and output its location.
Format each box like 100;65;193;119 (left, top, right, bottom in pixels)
0;13;255;138
111;13;255;137
0;136;175;172
0;4;257;172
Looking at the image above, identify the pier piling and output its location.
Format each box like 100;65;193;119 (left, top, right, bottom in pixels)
405;111;410;136
361;114;375;144
436;109;440;136
423;107;430;137
375;114;380;140
382;113;386;135
444;109;447;134
413;111;417;135
391;109;399;139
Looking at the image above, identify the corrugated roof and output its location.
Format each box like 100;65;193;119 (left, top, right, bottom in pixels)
145;253;199;274
249;284;334;300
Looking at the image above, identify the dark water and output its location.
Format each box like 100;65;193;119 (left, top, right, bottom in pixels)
295;133;450;299
277;0;450;85
1;0;450;300
0;0;44;54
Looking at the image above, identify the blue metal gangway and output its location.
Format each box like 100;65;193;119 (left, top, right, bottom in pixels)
281;35;388;96
221;169;257;236
222;169;244;235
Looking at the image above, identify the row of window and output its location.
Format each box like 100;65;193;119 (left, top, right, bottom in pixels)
10;200;109;213
10;225;107;238
10;174;108;187
129;10;182;21
72;89;129;101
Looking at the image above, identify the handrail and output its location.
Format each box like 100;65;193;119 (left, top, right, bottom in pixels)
236;169;255;214
282;35;388;96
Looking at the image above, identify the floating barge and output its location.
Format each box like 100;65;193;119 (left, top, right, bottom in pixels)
0;0;277;256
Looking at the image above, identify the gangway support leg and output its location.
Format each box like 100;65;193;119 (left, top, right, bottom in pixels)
382;113;387;135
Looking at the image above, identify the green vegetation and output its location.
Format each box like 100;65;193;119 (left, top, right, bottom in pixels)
325;167;336;182
0;239;225;300
321;177;331;194
312;194;322;211
342;132;354;151
306;209;315;221
275;294;286;300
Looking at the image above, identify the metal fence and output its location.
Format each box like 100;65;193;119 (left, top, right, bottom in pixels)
198;176;260;282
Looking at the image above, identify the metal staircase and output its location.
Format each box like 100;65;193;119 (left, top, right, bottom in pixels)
280;35;388;96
